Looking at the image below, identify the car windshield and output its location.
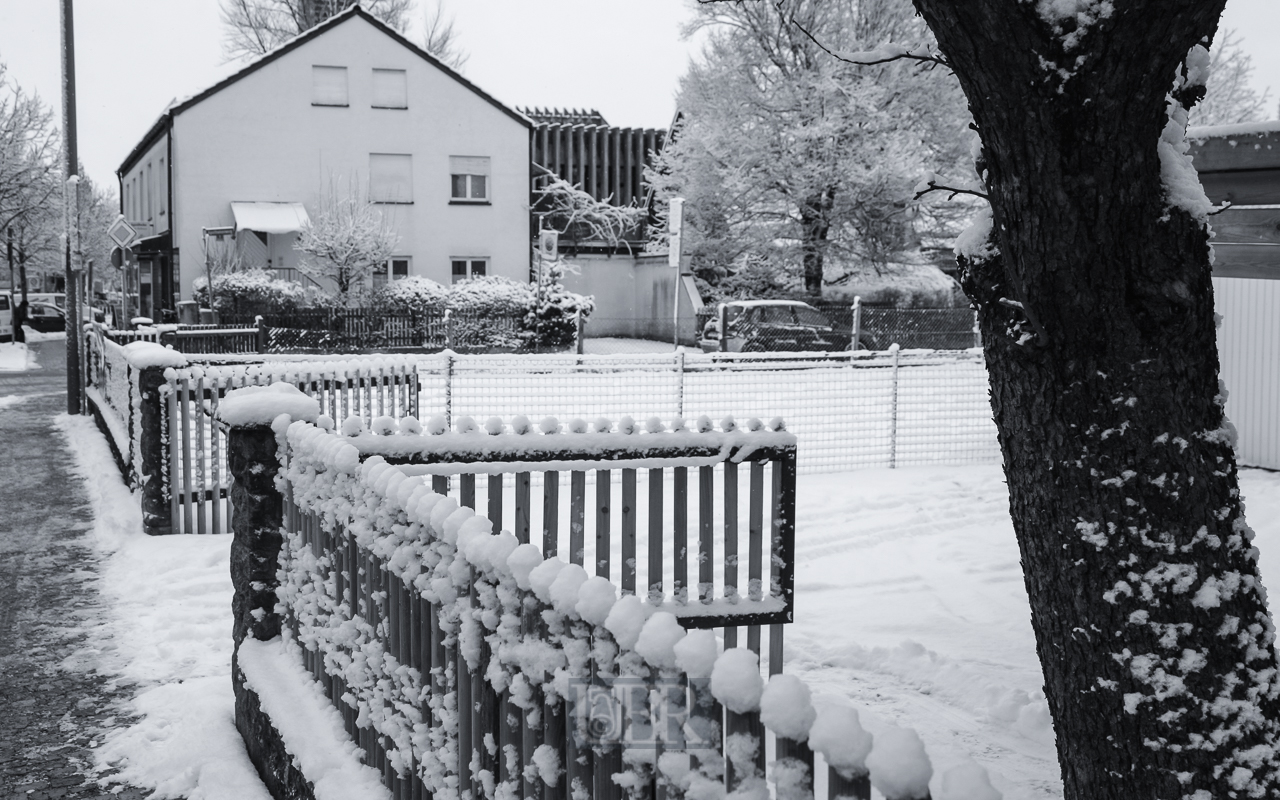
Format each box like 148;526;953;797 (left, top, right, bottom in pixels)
794;307;829;327
756;307;795;324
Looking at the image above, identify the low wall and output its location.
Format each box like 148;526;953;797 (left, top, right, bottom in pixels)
559;253;704;344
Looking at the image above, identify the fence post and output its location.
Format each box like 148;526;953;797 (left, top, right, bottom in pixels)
444;308;454;350
575;307;584;355
137;365;173;535
717;303;727;353
852;296;862;350
675;350;685;419
889;343;900;469
254;315;266;353
443;351;454;430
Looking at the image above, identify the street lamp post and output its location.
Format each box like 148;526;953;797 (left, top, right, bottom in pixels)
61;0;81;413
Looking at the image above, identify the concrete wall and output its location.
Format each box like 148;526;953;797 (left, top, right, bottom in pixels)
559;253;704;344
170;14;529;299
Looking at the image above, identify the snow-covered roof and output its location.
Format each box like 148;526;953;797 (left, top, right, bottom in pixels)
117;5;529;176
723;299;815;309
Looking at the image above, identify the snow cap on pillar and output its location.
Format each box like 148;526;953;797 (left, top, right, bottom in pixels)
217;383;320;427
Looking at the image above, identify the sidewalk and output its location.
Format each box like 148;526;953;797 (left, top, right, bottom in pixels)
0;341;151;800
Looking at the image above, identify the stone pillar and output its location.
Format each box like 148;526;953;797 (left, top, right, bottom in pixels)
137;365;172;536
226;422;283;647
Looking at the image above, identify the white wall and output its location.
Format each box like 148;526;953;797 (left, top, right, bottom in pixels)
170;14;529;297
560;253;704;344
119;133;170;235
1214;276;1280;469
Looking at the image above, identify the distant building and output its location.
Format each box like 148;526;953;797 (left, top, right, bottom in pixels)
116;5;530;319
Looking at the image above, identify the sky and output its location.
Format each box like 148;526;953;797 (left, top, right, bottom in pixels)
0;0;1277;192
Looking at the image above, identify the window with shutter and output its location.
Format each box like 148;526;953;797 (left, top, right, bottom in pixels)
449;156;491;202
372;69;407;109
312;66;349;106
370;154;413;203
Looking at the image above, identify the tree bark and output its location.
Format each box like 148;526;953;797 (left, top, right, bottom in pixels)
910;1;1280;797
800;187;834;296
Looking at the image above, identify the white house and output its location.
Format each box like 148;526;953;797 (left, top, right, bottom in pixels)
116;6;531;319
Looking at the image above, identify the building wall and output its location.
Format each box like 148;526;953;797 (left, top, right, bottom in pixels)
1214;276;1280;470
559;253;703;344
170;15;529;299
119;133;170;236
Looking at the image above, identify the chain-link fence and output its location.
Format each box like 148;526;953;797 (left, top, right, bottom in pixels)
694;303;979;352
415;349;999;473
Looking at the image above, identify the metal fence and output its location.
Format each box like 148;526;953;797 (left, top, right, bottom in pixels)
694;303;979;352
222;309;531;353
418;349;1000;473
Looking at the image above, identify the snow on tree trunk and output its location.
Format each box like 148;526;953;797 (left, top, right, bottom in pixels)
911;0;1280;797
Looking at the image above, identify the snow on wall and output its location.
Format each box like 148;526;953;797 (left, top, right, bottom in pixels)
275;418;993;798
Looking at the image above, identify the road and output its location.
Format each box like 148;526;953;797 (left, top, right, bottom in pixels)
0;339;152;799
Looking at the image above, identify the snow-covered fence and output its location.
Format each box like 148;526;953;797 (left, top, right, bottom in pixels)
106;322;262;355
420;349;1000;473
218;404;993;800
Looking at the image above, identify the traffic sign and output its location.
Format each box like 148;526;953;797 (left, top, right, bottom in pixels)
107;215;138;249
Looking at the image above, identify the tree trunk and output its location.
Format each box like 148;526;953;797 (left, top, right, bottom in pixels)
911;1;1280;797
800;188;834;296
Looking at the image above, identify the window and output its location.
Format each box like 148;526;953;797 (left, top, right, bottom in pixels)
450;258;488;284
370;154;413;203
449;156;490;202
312;66;348;106
390;257;410;279
372;69;407;109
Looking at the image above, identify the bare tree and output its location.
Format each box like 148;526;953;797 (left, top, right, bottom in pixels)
1189;28;1273;127
220;0;413;59
532;173;645;252
294;180;399;306
422;0;468;71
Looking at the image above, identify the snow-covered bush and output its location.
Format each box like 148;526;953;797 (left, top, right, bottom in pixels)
447;276;533;315
371;276;449;316
192;269;319;315
527;260;595;349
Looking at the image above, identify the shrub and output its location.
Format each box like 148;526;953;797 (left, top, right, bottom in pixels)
193;269;319;316
527;260;595;349
372;276;449;315
447;276;534;315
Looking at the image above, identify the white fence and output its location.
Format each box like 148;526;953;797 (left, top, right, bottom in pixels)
419;349;1001;474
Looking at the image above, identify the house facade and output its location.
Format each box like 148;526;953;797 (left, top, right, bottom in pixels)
116;6;531;319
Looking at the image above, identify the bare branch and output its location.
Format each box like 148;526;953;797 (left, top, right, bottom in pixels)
782;5;950;70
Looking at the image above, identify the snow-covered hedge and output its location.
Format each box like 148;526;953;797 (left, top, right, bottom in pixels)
272;416;994;799
371;276;450;316
194;269;319;315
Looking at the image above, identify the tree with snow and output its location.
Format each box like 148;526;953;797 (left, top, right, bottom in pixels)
532;173;646;253
0;63;60;300
1188;28;1272;127
648;0;971;297
294;181;399;307
850;0;1280;796
219;0;412;58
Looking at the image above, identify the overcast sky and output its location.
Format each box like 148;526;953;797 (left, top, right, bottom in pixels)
0;0;1276;191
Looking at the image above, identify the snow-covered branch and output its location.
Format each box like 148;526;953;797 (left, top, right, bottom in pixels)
912;173;988;201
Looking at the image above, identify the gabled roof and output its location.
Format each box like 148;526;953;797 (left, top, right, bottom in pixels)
118;5;530;176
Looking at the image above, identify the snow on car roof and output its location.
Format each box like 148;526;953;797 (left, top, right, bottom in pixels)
723;299;815;308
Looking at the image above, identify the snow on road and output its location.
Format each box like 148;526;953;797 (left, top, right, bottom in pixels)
0;341;39;371
54;410;1280;799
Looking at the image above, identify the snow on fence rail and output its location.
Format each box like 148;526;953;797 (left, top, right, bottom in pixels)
226;409;996;800
422;349;1000;473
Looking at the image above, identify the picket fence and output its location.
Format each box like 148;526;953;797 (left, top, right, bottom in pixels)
255;417;935;800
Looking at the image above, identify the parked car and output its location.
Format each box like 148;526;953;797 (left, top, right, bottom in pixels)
699;300;855;353
25;302;66;333
26;292;108;324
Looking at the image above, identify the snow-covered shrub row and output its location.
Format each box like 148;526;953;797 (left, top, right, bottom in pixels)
273;418;994;800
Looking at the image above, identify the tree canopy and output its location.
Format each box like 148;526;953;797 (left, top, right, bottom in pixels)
649;0;971;299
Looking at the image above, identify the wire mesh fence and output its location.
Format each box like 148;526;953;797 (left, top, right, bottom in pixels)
694;303;978;352
417;349;999;473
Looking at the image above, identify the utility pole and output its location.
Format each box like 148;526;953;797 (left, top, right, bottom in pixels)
61;0;81;413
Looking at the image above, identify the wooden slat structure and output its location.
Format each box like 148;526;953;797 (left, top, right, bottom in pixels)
525;107;666;207
1190;121;1280;469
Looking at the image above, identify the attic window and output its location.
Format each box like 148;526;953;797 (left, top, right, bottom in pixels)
312;66;348;107
372;69;407;109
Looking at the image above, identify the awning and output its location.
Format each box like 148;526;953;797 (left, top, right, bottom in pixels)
230;202;311;234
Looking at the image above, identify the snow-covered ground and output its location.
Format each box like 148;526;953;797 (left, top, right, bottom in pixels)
57;414;1280;799
0;341;39;371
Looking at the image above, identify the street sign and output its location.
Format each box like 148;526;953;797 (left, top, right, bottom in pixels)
538;229;559;261
107;215;138;249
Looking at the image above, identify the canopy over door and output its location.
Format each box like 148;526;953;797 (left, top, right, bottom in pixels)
230;202;311;234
